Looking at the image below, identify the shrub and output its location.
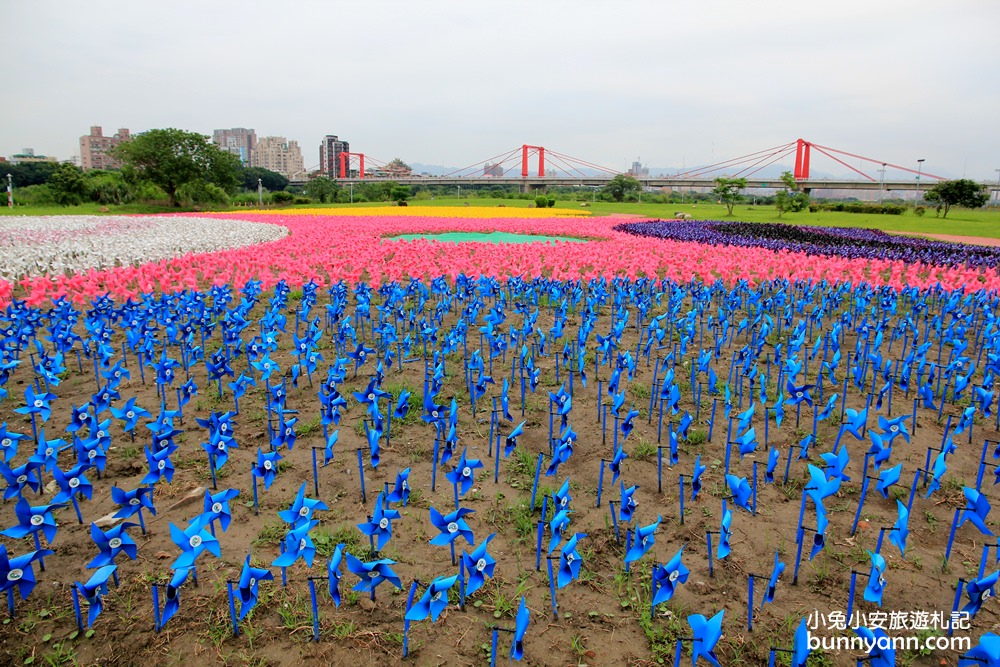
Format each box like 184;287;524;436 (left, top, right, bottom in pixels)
535;195;549;208
271;191;295;204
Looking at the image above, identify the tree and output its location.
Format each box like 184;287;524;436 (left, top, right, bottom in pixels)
923;179;989;219
48;163;87;206
238;167;288;192
1;161;60;187
110;128;240;207
774;171;810;218
603;174;641;202
390;185;411;204
304;176;339;203
385;158;412;177
713;177;748;216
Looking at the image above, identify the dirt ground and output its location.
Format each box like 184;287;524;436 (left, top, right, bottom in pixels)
0;279;993;667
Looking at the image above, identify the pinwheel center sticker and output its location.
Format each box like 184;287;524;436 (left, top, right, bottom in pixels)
30;515;43;526
447;522;458;533
8;569;23;581
212;503;223;514
189;535;202;548
108;538;122;549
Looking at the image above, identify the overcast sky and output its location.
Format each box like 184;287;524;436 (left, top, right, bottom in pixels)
4;0;999;179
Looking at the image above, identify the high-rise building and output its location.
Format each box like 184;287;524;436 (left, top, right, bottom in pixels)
9;148;58;165
483;162;504;178
254;136;305;180
319;135;350;178
79;126;130;171
212;128;256;165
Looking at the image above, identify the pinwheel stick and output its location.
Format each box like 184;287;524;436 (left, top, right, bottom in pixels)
596;459;607;508
356;448;367;505
978;542;1000;579
307;578;320;642
706;531;716;577
944;507;963;562
226;580;239;637
151;583;161;633
529;452;544;512
609;501;621;544
874;526;899;555
402;580;421;658
746;574;755;631
678;475;685;525
846;570;865;620
252;470;260;516
311;447;321;497
546;557;558;620
707;400;717;443
71;585;84;632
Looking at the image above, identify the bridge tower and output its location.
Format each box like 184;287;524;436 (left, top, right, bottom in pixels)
793;139;812;180
339;151;366;179
521;145;545;178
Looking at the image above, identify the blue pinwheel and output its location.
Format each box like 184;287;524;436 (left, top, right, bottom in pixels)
253;448;282;490
625;515;661;564
462;533;496;596
203;488;240;532
111;398;150;437
504;420;526;457
393;389;412;421
0;545;52;606
160;566;192;628
960;632;1000;666
447;448;483;497
960;487;995;537
839;406;868;442
652;546;689;607
878;414;910;444
88;522;138;568
273;520;318;568
405;574;459;622
733;427;757;458
548;509;571;554
854;626;895;667
718;507;733;559
344;554;401;597
75;565;117;627
691;455;706;499
169;517;221;570
112;485;156;520
353;376;390;419
609;445;627;485
556;533;586;588
805;464;841;504
620;407;640;441
925;450;948;498
887;500;909;557
500;378;513;421
688;609;724;667
327;544;344;606
810;499;829;561
387;467;411;506
3;497;64;543
142;444;176;485
358;492;400;552
553;478;571;512
725;474;753;512
819;444;851;483
15;385;56;422
237;554;273;620
278;482;328;527
0;424;28;463
964;571;999;619
765;446;780;484
868;431;893;469
511;595;530;661
429;507;475;547
784;382;814;408
549;383;572;424
789;617;811;667
349;343;376;373
762;550;784;606
1;459;42;500
619;484;638;523
864;550;887;605
816;393;838;421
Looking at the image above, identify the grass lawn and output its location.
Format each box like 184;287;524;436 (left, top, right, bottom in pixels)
4;196;999;239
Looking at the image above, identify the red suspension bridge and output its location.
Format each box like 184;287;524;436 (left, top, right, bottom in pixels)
299;140;994;195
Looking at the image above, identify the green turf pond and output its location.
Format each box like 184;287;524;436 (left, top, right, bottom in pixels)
385;231;587;244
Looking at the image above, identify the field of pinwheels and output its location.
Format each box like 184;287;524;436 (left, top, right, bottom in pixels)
1;209;999;666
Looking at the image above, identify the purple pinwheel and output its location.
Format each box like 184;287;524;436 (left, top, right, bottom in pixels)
327;543;345;606
429;506;475;547
344;553;401;597
556;533;586;588
252;448;282;490
687;609;725;667
461;533;496;596
203;488;240;532
405;574;459;623
761;550;784;606
88;522;138;568
169;517;221;570
237;554;273;620
863;551;887;605
278;482;328;527
2;497;65;543
0;545;52;606
358;492;400;552
504;421;526;457
273;520;318;568
625;515;661;564
387;467;410;506
75;565;117;627
652;546;689;607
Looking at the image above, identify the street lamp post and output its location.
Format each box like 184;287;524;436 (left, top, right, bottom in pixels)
350;182;354;204
457;185;461;200
878;163;887;204
257;178;263;207
6;174;12;209
915;159;924;206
